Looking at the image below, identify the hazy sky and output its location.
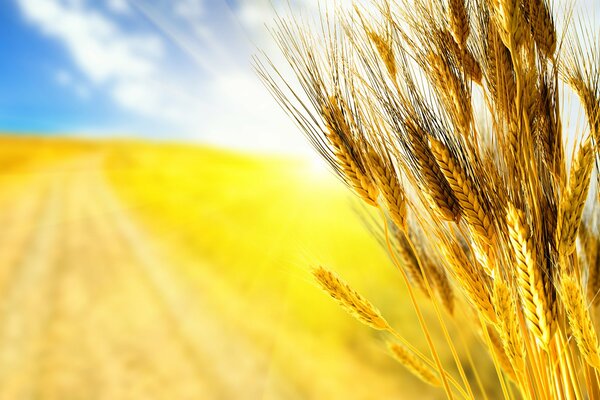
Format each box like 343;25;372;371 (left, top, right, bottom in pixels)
0;0;597;153
0;0;318;152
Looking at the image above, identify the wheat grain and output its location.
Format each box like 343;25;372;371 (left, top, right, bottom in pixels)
526;0;556;57
491;0;527;51
393;229;429;296
582;228;600;305
486;326;518;382
427;260;455;315
440;29;482;83
367;28;397;79
427;52;473;136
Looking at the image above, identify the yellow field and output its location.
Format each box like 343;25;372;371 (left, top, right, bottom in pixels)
0;135;501;399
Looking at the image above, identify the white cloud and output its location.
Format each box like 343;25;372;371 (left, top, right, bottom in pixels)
16;0;182;125
106;0;131;15
17;0;162;84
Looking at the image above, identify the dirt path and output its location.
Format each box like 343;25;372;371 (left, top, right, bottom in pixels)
0;156;288;400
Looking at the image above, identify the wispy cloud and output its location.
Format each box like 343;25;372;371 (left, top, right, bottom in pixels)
13;0;312;152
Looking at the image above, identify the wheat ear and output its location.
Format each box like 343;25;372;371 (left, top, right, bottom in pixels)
561;274;600;369
427;53;472;136
428;260;455;315
492;0;527;51
448;0;470;49
441;29;482;84
429;138;495;247
507;203;555;347
368;150;407;230
556;140;595;259
313;266;390;330
405;121;462;222
526;0;556;57
493;278;525;374
440;240;496;323
584;233;600;305
367;28;397;79
387;342;441;386
394;230;428;296
486;326;518;383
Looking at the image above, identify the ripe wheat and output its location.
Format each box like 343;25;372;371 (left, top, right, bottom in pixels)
258;0;600;397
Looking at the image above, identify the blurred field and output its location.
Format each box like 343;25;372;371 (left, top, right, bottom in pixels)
0;135;499;399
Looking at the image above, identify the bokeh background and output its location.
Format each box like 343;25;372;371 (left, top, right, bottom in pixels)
0;1;597;399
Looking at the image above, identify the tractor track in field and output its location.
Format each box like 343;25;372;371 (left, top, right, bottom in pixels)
0;156;291;400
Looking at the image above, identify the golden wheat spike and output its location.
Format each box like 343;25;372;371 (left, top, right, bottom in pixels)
491;0;527;51
322;97;379;206
405;121;462;222
313;266;390;331
368;150;407;230
448;0;470;49
429;138;495;247
440;29;482;83
587;251;600;305
526;0;556;57
393;229;429;296
427;52;472;136
387;342;441;386
486;326;518;383
556;140;595;259
506;203;555;347
571;81;599;144
493;278;525;374
562;274;600;369
439;240;496;323
582;229;600;305
427;260;455;315
484;25;517;119
367;28;397;79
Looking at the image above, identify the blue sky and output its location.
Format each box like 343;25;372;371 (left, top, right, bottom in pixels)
0;0;320;152
0;0;597;152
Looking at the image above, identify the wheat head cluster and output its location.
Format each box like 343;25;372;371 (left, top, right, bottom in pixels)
257;0;599;398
